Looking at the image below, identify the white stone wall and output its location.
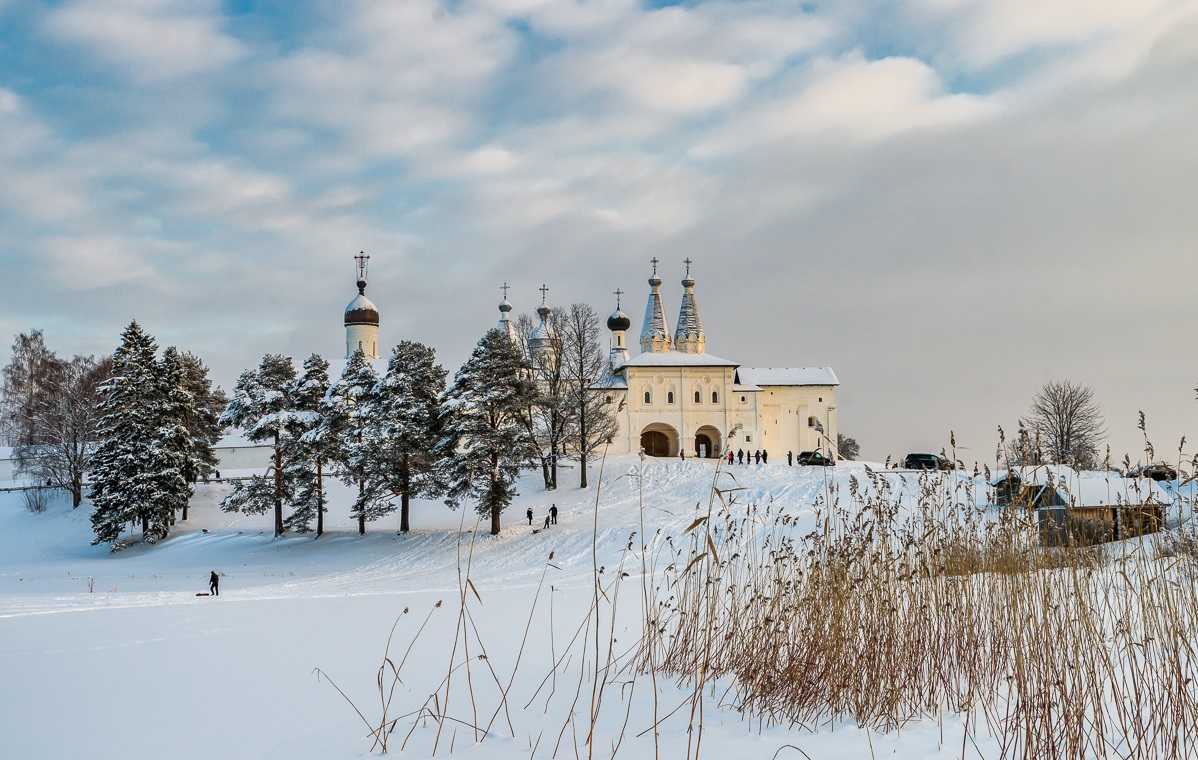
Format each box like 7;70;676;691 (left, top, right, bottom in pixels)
345;324;380;359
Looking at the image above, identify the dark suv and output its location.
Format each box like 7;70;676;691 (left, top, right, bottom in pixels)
796;451;834;467
904;453;954;471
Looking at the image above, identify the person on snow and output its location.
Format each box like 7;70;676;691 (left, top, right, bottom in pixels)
754;450;761;464
544;513;551;529
209;570;219;596
727;450;734;465
527;507;534;525
550;504;558;525
737;449;744;464
762;450;768;464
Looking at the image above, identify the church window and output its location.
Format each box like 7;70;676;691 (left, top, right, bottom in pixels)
605;395;612;405
694;391;701;404
644;391;651;404
808;416;818;427
358;340;363;351
667;391;675;404
740;396;746;403
712;391;719;403
746;435;752;442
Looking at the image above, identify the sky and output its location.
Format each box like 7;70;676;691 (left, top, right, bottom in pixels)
1;0;1196;465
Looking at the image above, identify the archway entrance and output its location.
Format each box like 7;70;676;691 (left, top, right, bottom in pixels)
640;423;678;457
694;426;721;458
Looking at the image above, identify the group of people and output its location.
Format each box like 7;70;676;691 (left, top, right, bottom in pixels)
728;449;769;465
527;503;559;529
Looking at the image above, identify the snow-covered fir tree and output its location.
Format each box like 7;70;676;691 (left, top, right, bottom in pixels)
438;328;539;535
171;349;227;489
154;347;198;526
89;321;186;548
219;354;297;537
321;350;380;535
359;340;447;533
283;354;331;536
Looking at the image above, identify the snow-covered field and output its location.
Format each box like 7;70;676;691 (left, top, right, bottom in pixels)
0;457;1185;759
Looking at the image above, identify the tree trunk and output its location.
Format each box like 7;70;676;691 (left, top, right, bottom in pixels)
541;456;552;490
578;417;588;488
400;454;410;533
72;475;82;508
490;453;501;536
579;451;588;489
358;478;365;535
549;442;558;490
273;431;284;537
315;459;324;538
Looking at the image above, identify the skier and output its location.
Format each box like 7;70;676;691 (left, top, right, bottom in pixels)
527;507;533;525
550;504;558;525
209;570;219;597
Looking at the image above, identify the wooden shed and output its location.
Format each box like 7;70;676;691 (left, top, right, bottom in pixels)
992;466;1169;547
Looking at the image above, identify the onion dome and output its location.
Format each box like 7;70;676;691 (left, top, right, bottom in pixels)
607;308;631;332
344;278;380;326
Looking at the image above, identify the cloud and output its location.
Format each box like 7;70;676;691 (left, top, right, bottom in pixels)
43;0;245;82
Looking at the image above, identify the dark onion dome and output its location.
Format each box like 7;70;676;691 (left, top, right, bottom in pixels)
607;308;631;332
344;279;380;326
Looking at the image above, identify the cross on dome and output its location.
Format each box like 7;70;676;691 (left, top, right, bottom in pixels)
613;288;623;309
650;257;659;276
684;257;692;277
539;283;549;305
354;251;370;281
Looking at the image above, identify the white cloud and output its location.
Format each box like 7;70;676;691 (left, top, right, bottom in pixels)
44;0;245;82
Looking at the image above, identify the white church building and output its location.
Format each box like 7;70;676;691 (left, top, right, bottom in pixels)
494;259;840;460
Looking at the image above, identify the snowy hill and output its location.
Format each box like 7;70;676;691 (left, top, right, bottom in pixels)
0;457;1183;758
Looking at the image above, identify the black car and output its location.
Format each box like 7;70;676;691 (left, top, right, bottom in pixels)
1135;464;1178;482
904;453;954;471
796;451;834;466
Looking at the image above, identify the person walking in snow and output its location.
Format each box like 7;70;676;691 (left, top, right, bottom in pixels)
550;504;558;525
527;507;533;525
787;451;793;466
754;450;761;464
737;448;744;464
209;571;219;597
544;513;551;529
762;450;768;464
727;450;734;465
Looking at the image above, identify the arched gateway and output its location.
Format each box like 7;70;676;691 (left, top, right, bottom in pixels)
640;423;678;457
694;425;721;458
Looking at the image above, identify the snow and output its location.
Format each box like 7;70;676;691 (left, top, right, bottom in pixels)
995;465;1171;507
736;366;840;387
344;293;378;314
0;458;1187;758
617;350;739;368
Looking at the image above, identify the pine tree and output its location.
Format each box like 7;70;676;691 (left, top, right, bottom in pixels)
154;347;197;527
438;328;538;535
322;350;380;535
89;321;183;548
359;341;447;533
219;354;297;536
284;354;331;536
173;350;227;488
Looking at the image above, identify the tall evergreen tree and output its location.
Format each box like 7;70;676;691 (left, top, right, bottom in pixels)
89;322;183;547
172;350;227;487
155;347;197;526
284;354;331;536
219;354;297;536
359;341;447;533
438;328;539;535
322;350;380;535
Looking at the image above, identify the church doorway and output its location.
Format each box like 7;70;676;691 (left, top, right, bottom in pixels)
694;426;721;458
640;424;678;457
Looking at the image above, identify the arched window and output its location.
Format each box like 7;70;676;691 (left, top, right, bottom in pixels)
667;391;675;404
712;391;719;403
694;390;701;403
605;395;612;405
358;340;363;351
644;391;651;404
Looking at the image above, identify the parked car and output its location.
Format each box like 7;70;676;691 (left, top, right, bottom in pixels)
904;453;954;471
796;450;834;467
1135;464;1178;482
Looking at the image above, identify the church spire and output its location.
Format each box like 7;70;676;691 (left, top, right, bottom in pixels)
528;284;557;365
639;257;671;354
496;282;520;348
673;258;705;354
